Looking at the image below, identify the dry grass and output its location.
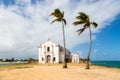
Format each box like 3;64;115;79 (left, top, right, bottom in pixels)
0;62;86;71
0;62;37;71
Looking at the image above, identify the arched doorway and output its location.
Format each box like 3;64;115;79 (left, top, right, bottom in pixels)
53;57;56;63
47;55;51;63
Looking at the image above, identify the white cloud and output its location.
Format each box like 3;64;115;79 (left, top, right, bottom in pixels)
0;0;120;59
93;49;98;53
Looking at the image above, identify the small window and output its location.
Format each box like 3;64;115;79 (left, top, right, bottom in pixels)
42;58;44;61
47;47;50;52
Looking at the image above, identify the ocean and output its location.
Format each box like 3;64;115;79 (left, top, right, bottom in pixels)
91;61;120;68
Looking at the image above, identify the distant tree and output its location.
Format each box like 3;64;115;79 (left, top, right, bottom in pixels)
0;59;3;62
50;8;67;68
28;58;35;63
5;59;9;62
11;58;14;62
20;59;24;62
73;12;98;69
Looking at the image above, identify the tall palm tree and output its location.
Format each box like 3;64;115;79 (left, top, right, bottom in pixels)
73;12;98;69
50;8;67;68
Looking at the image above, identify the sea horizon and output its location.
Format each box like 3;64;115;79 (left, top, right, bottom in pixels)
91;61;120;69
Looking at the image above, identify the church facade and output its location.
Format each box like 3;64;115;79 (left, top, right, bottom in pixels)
38;40;80;63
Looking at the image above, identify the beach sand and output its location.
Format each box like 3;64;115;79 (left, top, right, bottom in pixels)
0;64;120;80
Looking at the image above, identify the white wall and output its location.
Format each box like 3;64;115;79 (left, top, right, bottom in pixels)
38;40;78;64
72;53;80;63
38;40;60;63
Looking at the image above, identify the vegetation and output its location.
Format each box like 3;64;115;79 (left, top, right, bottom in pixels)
27;58;36;63
50;8;67;68
0;57;38;63
73;12;98;69
0;62;37;71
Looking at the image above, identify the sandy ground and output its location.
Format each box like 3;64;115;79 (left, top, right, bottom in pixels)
0;65;120;80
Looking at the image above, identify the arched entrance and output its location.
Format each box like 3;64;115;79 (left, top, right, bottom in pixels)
53;57;56;63
47;55;51;63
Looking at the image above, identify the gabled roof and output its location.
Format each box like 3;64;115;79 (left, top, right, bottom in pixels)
42;40;58;46
38;39;59;48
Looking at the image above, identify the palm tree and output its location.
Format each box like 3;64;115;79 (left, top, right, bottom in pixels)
50;8;67;68
73;12;98;69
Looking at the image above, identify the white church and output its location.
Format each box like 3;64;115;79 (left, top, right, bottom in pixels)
38;39;80;63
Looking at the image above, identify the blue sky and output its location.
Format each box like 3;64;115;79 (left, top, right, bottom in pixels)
0;0;120;61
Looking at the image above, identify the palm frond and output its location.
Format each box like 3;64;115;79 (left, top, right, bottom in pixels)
51;18;62;24
50;8;62;18
76;27;85;35
77;12;89;20
73;21;85;26
62;19;67;25
76;15;86;20
86;15;90;20
50;13;58;17
91;22;98;28
55;8;61;14
84;22;90;28
51;19;57;24
62;11;64;17
50;8;66;26
78;12;87;17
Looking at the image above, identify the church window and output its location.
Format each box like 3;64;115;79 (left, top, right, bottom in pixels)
47;47;50;52
42;58;44;61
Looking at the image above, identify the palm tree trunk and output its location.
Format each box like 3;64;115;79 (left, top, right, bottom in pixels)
86;27;92;69
62;21;67;68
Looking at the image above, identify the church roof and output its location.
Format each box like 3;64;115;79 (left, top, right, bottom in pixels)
38;39;60;47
